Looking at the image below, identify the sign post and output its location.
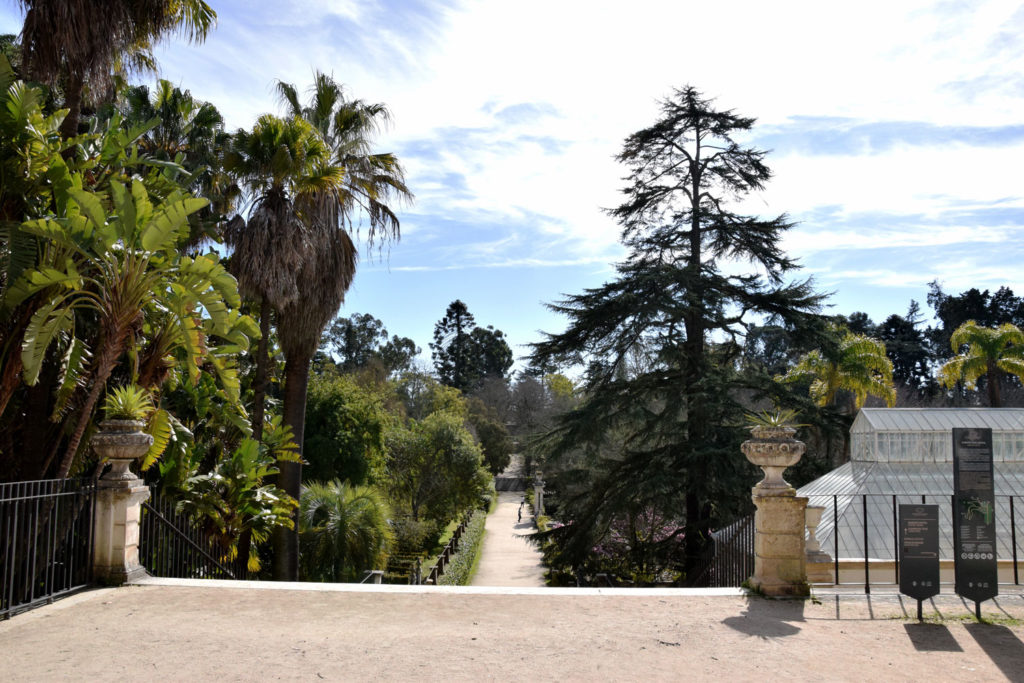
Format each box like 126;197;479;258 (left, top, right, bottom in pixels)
899;504;940;620
952;427;998;618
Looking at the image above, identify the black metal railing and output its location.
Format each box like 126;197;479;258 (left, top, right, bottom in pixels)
139;493;242;580
1;478;96;619
819;493;1023;593
706;514;755;587
425;513;472;585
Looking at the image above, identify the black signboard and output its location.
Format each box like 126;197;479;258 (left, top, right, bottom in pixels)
899;504;940;603
952;427;998;606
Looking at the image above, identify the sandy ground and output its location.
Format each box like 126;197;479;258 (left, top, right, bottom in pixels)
471;490;546;587
2;581;1024;682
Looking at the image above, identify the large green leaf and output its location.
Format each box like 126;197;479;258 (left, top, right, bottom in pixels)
21;297;75;385
140;196;208;251
51;336;90;421
109;181;136;239
141;408;173;471
66;189;108;235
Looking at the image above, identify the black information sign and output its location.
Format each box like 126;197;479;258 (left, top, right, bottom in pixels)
952;427;998;606
899;504;940;603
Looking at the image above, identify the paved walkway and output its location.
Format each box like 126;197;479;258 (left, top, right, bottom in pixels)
471;489;547;587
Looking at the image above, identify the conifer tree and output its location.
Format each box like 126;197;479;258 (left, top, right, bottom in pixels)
531;86;824;581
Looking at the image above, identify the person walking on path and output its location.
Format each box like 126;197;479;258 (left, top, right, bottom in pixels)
471;490;546;587
518;500;524;523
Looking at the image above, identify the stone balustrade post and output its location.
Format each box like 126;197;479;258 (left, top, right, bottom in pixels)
91;420;152;585
741;425;809;597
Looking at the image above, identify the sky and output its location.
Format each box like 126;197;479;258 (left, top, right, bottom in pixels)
4;0;1024;369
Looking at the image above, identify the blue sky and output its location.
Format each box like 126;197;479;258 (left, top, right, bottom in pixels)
4;0;1024;369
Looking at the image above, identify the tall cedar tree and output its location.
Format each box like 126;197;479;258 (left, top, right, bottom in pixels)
531;87;824;580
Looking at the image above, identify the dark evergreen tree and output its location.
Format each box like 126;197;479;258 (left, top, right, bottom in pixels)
430;301;513;391
877;301;931;392
531;86;824;581
839;311;876;337
470;325;514;380
430;300;476;390
927;282;1024;361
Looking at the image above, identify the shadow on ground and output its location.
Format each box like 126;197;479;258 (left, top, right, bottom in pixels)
965;622;1024;681
721;596;805;638
903;623;963;652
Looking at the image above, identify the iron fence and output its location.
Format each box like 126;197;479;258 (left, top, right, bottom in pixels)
139;492;243;580
822;493;1023;593
704;514;755;587
1;478;96;619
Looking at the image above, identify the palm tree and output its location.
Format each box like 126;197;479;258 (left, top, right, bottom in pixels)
118;79;236;246
299;480;394;583
781;326;896;410
938;321;1024;407
224;113;340;440
261;75;411;579
16;0;215;139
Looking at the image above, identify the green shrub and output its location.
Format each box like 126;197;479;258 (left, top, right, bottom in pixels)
391;516;439;554
438;513;487;586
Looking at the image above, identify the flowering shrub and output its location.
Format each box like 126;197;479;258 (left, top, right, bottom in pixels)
543;506;685;586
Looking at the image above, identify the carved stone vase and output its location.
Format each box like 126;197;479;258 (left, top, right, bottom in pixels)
741;425;805;496
92;419;153;482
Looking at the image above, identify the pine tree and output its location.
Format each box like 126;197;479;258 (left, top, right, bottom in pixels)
430;301;513;391
531;86;824;581
431;300;477;391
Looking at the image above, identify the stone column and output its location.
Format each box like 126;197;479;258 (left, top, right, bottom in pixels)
91;420;152;585
742;426;809;597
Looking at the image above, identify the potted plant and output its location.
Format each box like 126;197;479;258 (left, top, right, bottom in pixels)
91;385;155;480
741;407;806;494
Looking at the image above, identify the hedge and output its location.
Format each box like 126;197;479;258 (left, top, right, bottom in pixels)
438;513;487;586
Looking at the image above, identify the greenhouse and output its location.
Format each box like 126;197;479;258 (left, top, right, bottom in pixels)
797;408;1024;581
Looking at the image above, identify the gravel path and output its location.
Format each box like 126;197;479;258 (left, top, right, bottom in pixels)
2;582;1023;681
471;490;546;587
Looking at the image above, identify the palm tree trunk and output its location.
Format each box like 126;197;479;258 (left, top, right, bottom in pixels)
55;326;126;479
59;71;84;141
250;301;271;442
272;353;310;581
987;363;1002;407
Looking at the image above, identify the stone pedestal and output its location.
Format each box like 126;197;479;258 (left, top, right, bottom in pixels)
751;494;809;596
93;478;151;584
742;425;810;597
91;419;152;585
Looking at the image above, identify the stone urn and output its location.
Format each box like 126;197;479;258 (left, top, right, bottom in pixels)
741;425;805;496
805;505;825;553
91;419;153;482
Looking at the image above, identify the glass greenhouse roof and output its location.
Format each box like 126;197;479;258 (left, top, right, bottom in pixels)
852;408;1024;434
797;461;1024;561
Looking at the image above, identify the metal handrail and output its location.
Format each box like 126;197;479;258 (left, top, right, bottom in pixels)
141;501;236;579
